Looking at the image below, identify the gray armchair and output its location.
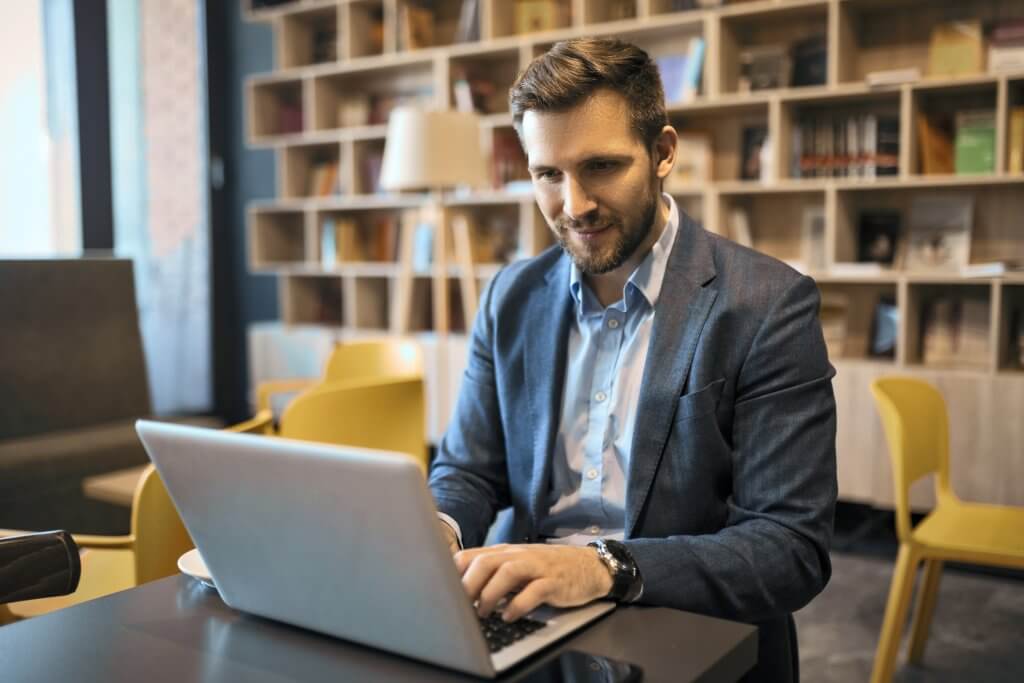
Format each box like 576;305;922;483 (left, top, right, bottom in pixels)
0;259;154;534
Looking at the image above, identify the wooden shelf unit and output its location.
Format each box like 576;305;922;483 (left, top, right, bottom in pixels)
244;0;1024;505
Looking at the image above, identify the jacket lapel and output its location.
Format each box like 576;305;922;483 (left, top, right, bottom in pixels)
626;214;718;536
523;254;573;535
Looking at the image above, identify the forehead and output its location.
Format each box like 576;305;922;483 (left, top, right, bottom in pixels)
520;89;642;166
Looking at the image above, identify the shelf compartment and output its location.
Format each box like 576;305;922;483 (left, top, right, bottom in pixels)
490;0;572;39
448;47;521;115
281;274;344;326
912;80;998;177
311;60;434;132
248;77;305;141
489;126;530;191
250;208;308;268
782;90;900;180
817;281;899;362
315;208;403;267
905;281;992;371
447;204;523;266
280;141;344;199
835;0;1024;85
345;276;392;330
718;1;828;95
836;184;1024;274
718;190;826;272
276;3;339;68
669;102;769;183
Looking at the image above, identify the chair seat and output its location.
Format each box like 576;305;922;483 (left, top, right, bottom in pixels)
5;548;134;618
913;500;1024;567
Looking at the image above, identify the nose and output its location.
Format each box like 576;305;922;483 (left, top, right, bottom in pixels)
562;176;597;222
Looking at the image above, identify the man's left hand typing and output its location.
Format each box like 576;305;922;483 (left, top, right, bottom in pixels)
455;544;613;622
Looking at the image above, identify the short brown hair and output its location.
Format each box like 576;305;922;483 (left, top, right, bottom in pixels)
509;37;668;150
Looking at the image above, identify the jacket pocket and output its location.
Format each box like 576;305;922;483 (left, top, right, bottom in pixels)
674;378;726;423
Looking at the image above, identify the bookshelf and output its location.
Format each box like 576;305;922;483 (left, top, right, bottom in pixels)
244;0;1024;507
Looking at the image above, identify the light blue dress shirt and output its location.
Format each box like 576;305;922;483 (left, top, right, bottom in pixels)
540;193;680;547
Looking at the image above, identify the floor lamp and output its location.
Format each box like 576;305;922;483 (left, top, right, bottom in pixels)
378;107;487;336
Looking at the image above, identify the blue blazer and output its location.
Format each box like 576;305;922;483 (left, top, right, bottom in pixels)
429;212;838;682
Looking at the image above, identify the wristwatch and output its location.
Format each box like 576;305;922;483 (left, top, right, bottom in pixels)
587;538;643;603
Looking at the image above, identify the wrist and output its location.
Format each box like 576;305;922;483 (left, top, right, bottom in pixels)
587;539;643;603
586;547;615;597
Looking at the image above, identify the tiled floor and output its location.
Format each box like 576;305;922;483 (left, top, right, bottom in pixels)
796;505;1024;682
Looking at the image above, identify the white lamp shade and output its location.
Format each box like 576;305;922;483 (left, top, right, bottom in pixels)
379;107;488;191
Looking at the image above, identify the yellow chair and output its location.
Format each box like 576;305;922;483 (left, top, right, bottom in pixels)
2;464;191;618
254;338;424;415
869;377;1024;683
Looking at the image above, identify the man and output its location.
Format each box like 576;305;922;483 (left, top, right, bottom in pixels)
428;37;837;682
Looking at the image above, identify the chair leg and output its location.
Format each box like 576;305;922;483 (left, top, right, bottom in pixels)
907;559;943;664
870;544;921;683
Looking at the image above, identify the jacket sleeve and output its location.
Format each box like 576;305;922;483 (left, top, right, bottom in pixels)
427;271;512;548
624;275;838;623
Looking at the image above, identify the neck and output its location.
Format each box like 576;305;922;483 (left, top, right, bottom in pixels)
585;195;670;308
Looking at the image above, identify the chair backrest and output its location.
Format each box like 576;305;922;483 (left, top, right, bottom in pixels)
279;376;427;470
323;339;423;382
0;259;151;439
129;465;194;585
870;377;954;541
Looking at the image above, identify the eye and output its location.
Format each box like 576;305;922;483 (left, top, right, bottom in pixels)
587;159;618;173
534;169;562;182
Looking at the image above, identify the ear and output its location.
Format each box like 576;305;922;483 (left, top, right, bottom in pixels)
653;125;678;182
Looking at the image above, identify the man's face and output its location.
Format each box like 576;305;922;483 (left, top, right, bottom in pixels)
521;89;662;275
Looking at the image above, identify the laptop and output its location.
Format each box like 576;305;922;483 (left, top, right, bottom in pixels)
135;420;614;678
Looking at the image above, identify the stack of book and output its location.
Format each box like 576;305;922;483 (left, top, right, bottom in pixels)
989;20;1024;73
917;109;997;176
791;113;898;178
307;159;340;197
921;296;989;369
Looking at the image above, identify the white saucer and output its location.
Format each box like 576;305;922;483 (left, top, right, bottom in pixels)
177;548;215;588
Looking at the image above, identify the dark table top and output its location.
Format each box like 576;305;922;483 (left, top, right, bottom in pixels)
0;576;756;682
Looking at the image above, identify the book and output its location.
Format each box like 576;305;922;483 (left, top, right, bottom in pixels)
454;0;480;43
740;126;769;181
668;132;712;188
738;45;791;92
988;19;1024;73
320;218;337;268
904;195;973;272
954;110;996;175
682;37;706;102
876;115;899;176
857;210;901;266
728;207;753;248
791;35;827;88
307;159;339;196
869;296;899;358
959;261;1024;278
399;2;434;50
928;20;985;77
656;54;690;105
916;114;954;175
1008;107;1024;174
866;67;921;88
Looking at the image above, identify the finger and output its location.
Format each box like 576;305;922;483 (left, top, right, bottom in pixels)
460;552;511;603
454;544;514;575
501;579;555;622
476;561;534;617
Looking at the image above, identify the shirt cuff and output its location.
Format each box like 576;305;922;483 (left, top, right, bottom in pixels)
436;512;464;550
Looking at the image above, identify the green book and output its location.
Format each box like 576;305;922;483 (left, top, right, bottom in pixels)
954;110;996;174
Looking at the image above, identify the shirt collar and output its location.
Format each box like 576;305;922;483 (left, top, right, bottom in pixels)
569;193;680;315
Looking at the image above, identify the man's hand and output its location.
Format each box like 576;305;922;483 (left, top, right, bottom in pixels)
454;544;613;622
439;520;460;555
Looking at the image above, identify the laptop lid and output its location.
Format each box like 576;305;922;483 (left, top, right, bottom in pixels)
135;420;495;677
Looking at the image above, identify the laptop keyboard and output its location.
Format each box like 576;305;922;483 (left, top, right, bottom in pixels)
478;613;548;653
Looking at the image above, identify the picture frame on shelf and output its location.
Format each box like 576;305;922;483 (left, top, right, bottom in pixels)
904;195;973;273
856;210;901;267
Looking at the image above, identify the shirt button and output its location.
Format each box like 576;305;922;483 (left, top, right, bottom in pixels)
589;526;601;535
594;391;607;402
607;318;619;329
586;468;598;480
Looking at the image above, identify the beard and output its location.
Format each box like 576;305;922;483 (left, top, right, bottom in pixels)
551;185;659;276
